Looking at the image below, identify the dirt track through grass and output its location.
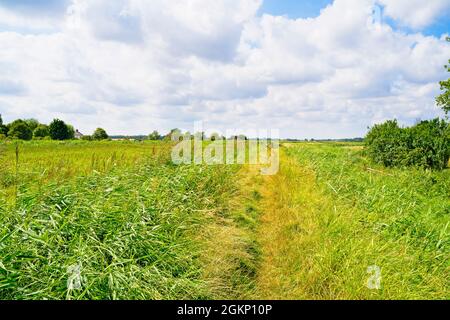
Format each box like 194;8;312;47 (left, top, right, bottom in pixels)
250;143;449;299
252;146;337;299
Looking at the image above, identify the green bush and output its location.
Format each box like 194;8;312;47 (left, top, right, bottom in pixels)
365;120;410;167
7;119;33;141
81;135;93;141
33;124;50;138
365;118;450;170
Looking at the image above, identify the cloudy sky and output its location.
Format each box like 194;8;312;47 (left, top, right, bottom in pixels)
0;0;449;138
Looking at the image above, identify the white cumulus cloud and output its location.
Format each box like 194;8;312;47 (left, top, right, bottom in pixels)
0;0;449;138
378;0;450;29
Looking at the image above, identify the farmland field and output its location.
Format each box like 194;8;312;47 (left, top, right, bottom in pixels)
0;140;448;299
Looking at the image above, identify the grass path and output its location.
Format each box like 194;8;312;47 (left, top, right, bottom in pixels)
198;164;263;299
247;143;448;299
251;145;381;299
253;145;331;299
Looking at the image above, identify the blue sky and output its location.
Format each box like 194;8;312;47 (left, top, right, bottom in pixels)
384;12;449;38
261;0;449;37
0;0;449;138
0;0;70;15
0;0;448;38
1;0;448;36
260;0;333;19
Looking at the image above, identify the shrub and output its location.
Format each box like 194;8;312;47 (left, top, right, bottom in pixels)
81;135;93;141
406;119;450;170
365;118;450;170
33;124;50;138
365;120;410;167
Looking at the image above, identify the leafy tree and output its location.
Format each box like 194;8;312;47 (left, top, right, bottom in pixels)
92;128;109;140
0;114;7;136
25;119;40;132
67;125;75;139
7;120;33;140
148;130;161;140
49;119;73;140
436;37;450;114
33;124;50;138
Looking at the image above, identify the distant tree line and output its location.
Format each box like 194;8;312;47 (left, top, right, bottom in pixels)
0;118;251;143
147;128;246;141
0;116;109;141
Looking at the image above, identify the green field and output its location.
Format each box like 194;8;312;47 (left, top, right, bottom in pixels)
0;140;448;299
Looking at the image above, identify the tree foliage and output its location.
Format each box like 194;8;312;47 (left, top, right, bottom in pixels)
81;135;93;141
49;119;73;140
148;130;161;141
92;128;109;140
24;119;40;132
0;114;7;136
365;118;450;170
33;124;50;138
67;125;75;140
7;120;33;141
436;36;450;114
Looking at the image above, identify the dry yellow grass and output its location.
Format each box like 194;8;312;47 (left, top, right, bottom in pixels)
255;147;326;299
198;164;262;299
251;144;449;300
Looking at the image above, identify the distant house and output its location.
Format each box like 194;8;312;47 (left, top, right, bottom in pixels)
74;129;84;139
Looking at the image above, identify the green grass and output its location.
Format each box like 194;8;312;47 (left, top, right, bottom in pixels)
0;140;251;299
0;140;448;300
0;140;160;190
280;142;449;299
